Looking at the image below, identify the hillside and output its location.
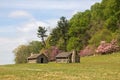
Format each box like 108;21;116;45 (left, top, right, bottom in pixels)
0;53;120;80
13;0;120;64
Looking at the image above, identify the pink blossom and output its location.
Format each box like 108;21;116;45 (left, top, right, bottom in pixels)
96;39;120;54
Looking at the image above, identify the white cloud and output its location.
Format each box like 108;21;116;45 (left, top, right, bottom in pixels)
8;10;33;19
17;20;49;32
16;20;50;44
17;22;37;33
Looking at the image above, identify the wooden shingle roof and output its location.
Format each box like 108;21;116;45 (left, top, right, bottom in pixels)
28;54;40;59
56;52;72;58
28;53;47;60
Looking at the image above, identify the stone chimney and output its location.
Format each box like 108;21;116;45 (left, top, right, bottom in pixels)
31;53;34;56
71;50;80;63
72;50;76;63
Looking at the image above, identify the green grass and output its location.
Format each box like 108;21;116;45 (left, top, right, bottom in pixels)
0;53;120;80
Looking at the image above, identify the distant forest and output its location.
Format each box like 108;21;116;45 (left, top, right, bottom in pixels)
13;0;120;63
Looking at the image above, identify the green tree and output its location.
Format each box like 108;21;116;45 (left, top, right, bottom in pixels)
102;0;120;19
13;41;43;64
28;41;43;53
68;10;91;50
13;45;31;64
49;27;61;46
37;26;47;48
91;3;104;20
105;11;120;32
67;37;80;51
105;16;118;32
89;29;113;47
57;16;69;51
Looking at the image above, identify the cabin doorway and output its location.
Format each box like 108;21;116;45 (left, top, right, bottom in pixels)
41;58;44;63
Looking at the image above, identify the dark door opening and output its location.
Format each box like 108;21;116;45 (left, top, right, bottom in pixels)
41;58;44;63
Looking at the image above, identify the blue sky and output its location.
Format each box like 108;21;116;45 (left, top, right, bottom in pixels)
0;0;102;65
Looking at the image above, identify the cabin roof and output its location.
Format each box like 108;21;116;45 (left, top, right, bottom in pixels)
28;53;46;60
56;52;72;58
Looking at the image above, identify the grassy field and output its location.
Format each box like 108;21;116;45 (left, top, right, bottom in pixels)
0;53;120;80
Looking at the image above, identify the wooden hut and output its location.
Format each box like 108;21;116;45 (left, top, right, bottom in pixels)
27;53;48;63
56;52;72;63
56;51;80;63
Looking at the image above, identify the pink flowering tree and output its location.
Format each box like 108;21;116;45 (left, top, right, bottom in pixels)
80;45;96;57
44;46;60;61
96;39;120;54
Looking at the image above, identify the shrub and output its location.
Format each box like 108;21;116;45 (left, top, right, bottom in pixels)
80;45;96;57
96;39;120;54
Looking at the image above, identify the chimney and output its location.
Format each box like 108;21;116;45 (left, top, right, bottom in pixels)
72;50;76;63
31;53;34;56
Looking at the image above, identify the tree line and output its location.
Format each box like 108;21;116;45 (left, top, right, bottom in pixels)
13;0;120;63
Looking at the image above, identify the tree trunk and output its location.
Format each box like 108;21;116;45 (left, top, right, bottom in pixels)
64;38;67;51
42;37;46;48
